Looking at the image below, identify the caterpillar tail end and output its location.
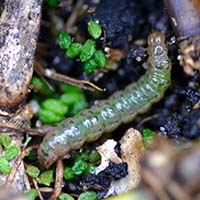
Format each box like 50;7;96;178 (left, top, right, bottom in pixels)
37;146;58;169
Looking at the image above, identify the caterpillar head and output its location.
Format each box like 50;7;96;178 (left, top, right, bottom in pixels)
147;31;170;70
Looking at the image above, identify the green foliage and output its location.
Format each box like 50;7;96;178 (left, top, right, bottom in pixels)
88;151;101;163
78;191;97;200
26;165;40;179
143;128;155;148
88;20;102;39
38;108;64;124
35;82;88;123
0;133;11;149
77;150;90;161
4;145;20;161
66;43;82;58
24;189;38;200
0;157;11;174
38;98;68;124
42;99;68;116
93;50;106;68
80;39;96;62
63;149;100;181
60;86;88;116
59;83;82;94
83;59;97;74
59;193;75;200
68;97;88;116
31;76;53;95
59;32;72;50
58;21;106;74
72;158;88;176
60;92;83;106
37;170;54;186
63;167;75;180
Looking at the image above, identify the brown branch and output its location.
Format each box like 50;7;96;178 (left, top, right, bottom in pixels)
34;60;106;92
164;0;200;74
33;179;44;200
6;145;39;187
65;0;84;34
164;0;200;39
48;160;64;200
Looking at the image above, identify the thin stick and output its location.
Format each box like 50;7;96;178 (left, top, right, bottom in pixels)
48;160;64;200
65;0;84;34
6;145;39;187
39;187;54;193
33;179;44;200
34;61;105;92
135;114;160;129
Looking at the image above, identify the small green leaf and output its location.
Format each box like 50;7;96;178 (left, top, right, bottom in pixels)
69;97;88;116
58;83;82;94
24;189;38;200
63;167;75;180
59;32;72;50
66;43;82;58
59;193;75;200
143;129;155;148
143;129;155;137
60;92;82;106
83;59;97;74
4;145;20;161
0;133;11;149
72;159;88;176
78;150;90;161
89;151;101;163
37;170;54;186
26;165;40;179
31;76;53;95
93;50;106;68
38;108;64;124
88;20;102;39
80;39;96;62
0;157;11;174
78;191;97;200
42;99;68;116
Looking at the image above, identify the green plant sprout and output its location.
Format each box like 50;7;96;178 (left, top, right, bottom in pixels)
0;134;20;174
59;20;106;74
31;77;88;124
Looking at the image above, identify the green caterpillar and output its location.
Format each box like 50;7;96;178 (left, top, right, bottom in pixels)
38;31;172;168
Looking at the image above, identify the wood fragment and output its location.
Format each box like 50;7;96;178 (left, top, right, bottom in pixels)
48;160;64;200
34;60;106;92
0;0;43;112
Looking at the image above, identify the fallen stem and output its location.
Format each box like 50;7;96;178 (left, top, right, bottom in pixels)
34;61;106;92
48;160;64;200
6;145;39;187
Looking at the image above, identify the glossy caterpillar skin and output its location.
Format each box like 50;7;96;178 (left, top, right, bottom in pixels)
38;31;172;168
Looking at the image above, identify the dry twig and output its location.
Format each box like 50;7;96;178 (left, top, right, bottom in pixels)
48;160;64;200
6;145;39;187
